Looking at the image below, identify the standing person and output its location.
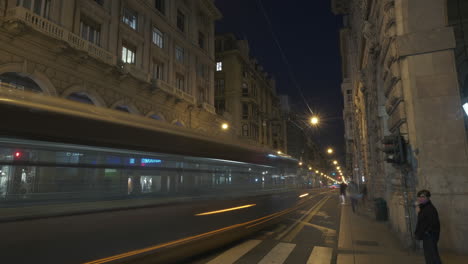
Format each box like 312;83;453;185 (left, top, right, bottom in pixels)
414;189;442;264
339;182;347;204
347;180;359;213
360;184;368;207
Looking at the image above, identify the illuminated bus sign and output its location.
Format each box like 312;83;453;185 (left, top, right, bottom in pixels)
141;158;162;164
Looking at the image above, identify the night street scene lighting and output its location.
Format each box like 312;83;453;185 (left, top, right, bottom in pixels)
0;0;467;263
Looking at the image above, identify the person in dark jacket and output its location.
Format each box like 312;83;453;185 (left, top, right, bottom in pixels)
339;182;347;204
414;189;442;264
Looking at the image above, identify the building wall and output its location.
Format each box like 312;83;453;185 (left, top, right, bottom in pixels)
334;0;468;253
0;0;225;134
215;34;285;150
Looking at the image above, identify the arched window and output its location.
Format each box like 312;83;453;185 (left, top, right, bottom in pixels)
0;72;42;93
66;92;95;105
115;105;130;113
150;114;163;121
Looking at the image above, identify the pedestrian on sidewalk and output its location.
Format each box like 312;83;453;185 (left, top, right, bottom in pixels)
347;180;359;213
360;184;368;207
339;182;347;204
414;189;442;264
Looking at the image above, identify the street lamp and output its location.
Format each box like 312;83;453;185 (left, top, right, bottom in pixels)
333;160;338;165
327;148;333;154
310;116;319;125
221;123;229;130
298;162;303;166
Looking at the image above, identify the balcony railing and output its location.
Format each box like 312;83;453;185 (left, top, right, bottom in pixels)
202;102;216;114
6;7;116;66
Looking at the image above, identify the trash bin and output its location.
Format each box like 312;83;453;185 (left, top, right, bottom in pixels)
374;198;388;221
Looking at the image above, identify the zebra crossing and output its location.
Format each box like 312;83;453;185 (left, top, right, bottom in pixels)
204;239;334;264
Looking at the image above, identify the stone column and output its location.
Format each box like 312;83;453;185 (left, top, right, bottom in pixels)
395;0;468;253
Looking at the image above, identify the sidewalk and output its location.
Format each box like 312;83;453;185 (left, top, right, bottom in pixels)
336;201;468;264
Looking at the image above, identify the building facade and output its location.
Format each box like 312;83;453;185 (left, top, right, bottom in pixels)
333;0;468;253
215;34;285;150
0;0;224;133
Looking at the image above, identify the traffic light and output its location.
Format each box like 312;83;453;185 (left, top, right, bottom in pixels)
382;134;406;164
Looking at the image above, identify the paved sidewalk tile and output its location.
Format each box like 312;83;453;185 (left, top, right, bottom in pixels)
337;202;424;264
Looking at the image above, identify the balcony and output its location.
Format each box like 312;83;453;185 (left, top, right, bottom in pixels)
5;7;116;66
122;64;150;83
174;88;195;105
201;102;216;114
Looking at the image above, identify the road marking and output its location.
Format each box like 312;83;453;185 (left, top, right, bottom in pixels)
258;242;295;264
195;204;256;216
206;240;262;264
278;196;331;242
307;246;333;264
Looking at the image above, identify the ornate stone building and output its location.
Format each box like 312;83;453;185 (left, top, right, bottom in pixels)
214;34;285;151
333;0;468;253
0;0;226;134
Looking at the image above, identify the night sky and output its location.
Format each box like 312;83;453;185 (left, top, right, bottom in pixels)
215;0;345;162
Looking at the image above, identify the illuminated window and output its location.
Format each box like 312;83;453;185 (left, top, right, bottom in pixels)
122;7;138;30
122;43;136;64
152;27;164;48
216;62;222;72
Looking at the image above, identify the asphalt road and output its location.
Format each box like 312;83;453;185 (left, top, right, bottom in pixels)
0;189;329;264
186;190;340;264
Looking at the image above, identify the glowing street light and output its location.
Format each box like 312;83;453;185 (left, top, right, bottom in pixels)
221;123;229;130
277;151;282;155
327;148;334;154
310;116;319;125
298;162;303;166
333;160;338;165
315;170;319;174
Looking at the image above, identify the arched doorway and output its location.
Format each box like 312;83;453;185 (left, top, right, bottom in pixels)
0;72;43;93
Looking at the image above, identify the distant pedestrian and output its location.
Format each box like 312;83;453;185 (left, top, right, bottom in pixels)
414;189;442;264
339;182;347;204
360;184;368;207
347;181;359;213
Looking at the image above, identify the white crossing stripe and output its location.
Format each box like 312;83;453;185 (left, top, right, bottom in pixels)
206;239;262;264
258;242;296;264
307;246;333;264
